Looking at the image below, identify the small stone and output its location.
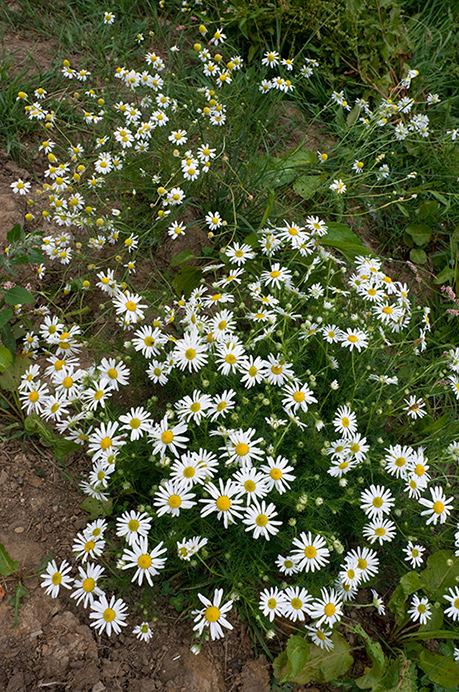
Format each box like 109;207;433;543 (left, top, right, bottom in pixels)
14;526;25;533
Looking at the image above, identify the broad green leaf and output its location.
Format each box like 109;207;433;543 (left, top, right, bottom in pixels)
405;223;431;247
434;265;455;285
52;438;80;459
293;174;325;200
0;543;18;576
419;550;459;600
347;104;361;126
170;250;195;267
407;644;459;688
243;232;259;249
3;286;34;305
0;345;12;372
371;654;417;692
0;308;13;329
24;413;55;443
322;222;373;259
8;583;28;628
0;355;29;391
80;496;113;518
354;624;386;689
1;323;16;358
388;571;423;623
279;146;316;166
277;632;353;684
418;413;449;435
7;224;24;243
172;265;203;298
410;248;427;265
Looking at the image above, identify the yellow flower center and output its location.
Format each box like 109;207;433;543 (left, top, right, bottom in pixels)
382;306;393;314
161;430;174;444
138;554;152;569
372;497;383;508
130;418;141;429
94;390;104;401
267;598;277;610
291;598;302;610
82;577;95;592
29;391;39;402
304;546;317;559
216;496;231;511
125;301;137;311
256;514;268;527
288;227;298;236
293;391;305;402
190;402;201;412
248;366;258;377
50;403;60;413
62;376;73;389
418;604;426;613
103;608;116;622
183;466;195;478
357;558;367;570
205;606;220;622
144;336;155;346
225;354;237;364
107;368;118;379
270;468;282;480
324;603;336;617
271;365;283;375
244;480;256;492
348;335;358;343
85;540;95;552
168;494;182;508
375;527;386;536
235;443;249;456
433;501;444;514
100;437;112;450
128;519;140;532
52;572;62;585
217;401;227;411
218;320;227;330
415;464;425;476
185;348;196;360
270;270;281;279
342;417;349;427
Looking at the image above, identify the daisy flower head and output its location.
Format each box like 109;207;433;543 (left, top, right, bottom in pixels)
360;484;395;519
89;594;128;636
260;455;296;494
371;589;385;615
404;395;426;419
73;532;105;563
116;510;152;546
208;389;236;421
225;242;256;265
259;586;286;621
281;381;317;413
173;330;208;372
192;589;233;640
290;531;330;572
41;559;73;598
338;559;363;589
210;28;226;45
408;594;431;625
150;416;189;457
444;586;459;621
243;500;282;540
153;480;196;517
261;263;293;290
175;390;213;424
71;563;105;607
132;325;166;358
309;588;343;628
233;467;269;503
168;130;188;146
344;547;379;582
262;50;280;68
205;211;223;230
403;541;425;568
11;178;31;195
418;486;454;525
282;585;313;622
384;444;415;479
329;179;346;195
333;405;358;438
119;406;153;440
199;478;244;528
305;625;334;651
113;290;147;325
225;427;265;467
362;518;397;545
176;535;208;561
133;622;153;642
263;353;295;386
104;11;115;24
216;341;247;376
240;356;266;389
276;554;300;575
339;327;369;352
121;536;167;586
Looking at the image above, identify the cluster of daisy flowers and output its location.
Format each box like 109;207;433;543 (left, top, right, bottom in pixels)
22;215;458;645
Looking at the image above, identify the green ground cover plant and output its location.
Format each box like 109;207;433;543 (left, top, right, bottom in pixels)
1;1;459;689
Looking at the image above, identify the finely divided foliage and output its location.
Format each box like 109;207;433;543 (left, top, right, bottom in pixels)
5;0;459;658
